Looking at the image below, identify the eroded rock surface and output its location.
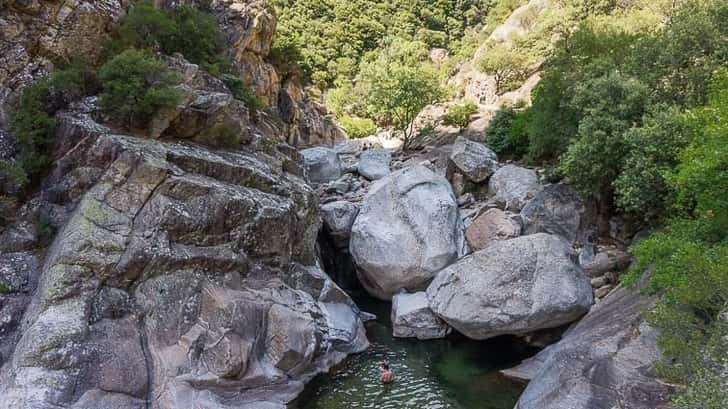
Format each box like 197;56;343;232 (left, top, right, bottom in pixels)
0;113;367;409
427;233;592;339
357;148;392;181
521;184;591;244
507;281;674;409
464;208;521;251
448;136;498;183
350;165;467;300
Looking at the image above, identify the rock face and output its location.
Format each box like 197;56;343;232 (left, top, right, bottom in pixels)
0;0;128;124
350;165;467;300
391;292;451;340
508;281;674;409
427;233;593;339
0;0;344;147
301;147;342;185
0;110;367;408
465;208;521;250
449;137;498;183
488;165;542;211
357;149;392;180
521;184;590;243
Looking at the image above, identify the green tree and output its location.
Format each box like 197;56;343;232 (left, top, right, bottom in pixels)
624;72;728;409
98;49;182;126
478;42;533;94
557;71;648;198
357;40;443;148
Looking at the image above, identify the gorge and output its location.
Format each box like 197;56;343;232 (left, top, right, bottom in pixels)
1;1;726;409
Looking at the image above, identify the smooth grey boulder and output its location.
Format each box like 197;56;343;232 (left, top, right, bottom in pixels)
350;165;467;300
320;201;360;245
301;146;342;185
391;292;451;340
449;136;498;183
521;184;589;243
464;208;521;251
508;280;674;409
427;233;593;339
357;149;392;180
488;165;542;211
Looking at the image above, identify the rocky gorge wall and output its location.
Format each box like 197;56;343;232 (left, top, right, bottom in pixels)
0;0;345;147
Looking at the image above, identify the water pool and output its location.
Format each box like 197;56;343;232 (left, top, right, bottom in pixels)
290;295;535;409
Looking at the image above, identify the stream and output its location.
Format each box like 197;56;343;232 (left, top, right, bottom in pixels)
289;293;536;409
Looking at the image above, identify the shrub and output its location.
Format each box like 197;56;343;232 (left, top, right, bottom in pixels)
220;74;265;111
98;49;182;126
442;100;477;128
4;62;96;190
339;116;377;139
35;212;56;246
484;106;530;158
110;1;222;67
479;43;533;94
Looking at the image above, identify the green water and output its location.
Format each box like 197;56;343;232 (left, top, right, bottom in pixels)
290;296;534;409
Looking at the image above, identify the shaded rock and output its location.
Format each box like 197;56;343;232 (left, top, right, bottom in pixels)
357;149;391;180
301;147;342;185
509;280;674;409
448;136;498;183
427;233;593;339
521;184;591;244
392;292;451;340
350;165;466;300
581;246;633;277
488;165;542;211
320;201;359;246
464;208;521;251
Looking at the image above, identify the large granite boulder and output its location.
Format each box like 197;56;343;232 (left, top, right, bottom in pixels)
350;165;467;299
0;114;368;409
488;165;542;211
506;280;674;409
391;292;451;340
521;184;590;243
427;233;593;339
448;136;499;183
301;146;342;185
320;200;359;246
357;148;391;180
464;208;521;251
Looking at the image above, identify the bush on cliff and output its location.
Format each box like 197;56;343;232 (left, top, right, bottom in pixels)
2;62;95;191
442;100;478;129
98;49;182;126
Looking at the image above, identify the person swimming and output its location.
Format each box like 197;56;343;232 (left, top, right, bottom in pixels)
378;361;394;384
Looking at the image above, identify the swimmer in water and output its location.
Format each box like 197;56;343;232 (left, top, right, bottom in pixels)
378;361;394;384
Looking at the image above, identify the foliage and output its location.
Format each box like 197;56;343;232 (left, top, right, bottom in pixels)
557;71;648;197
442;100;478;128
110;1;223;67
35;212;56;246
484;106;529;158
270;0;495;86
478;42;533;94
220;74;264;111
623;71;728;409
613;106;690;221
98;49;182;126
339;116;377;139
356;40;443;148
3;62;95;191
